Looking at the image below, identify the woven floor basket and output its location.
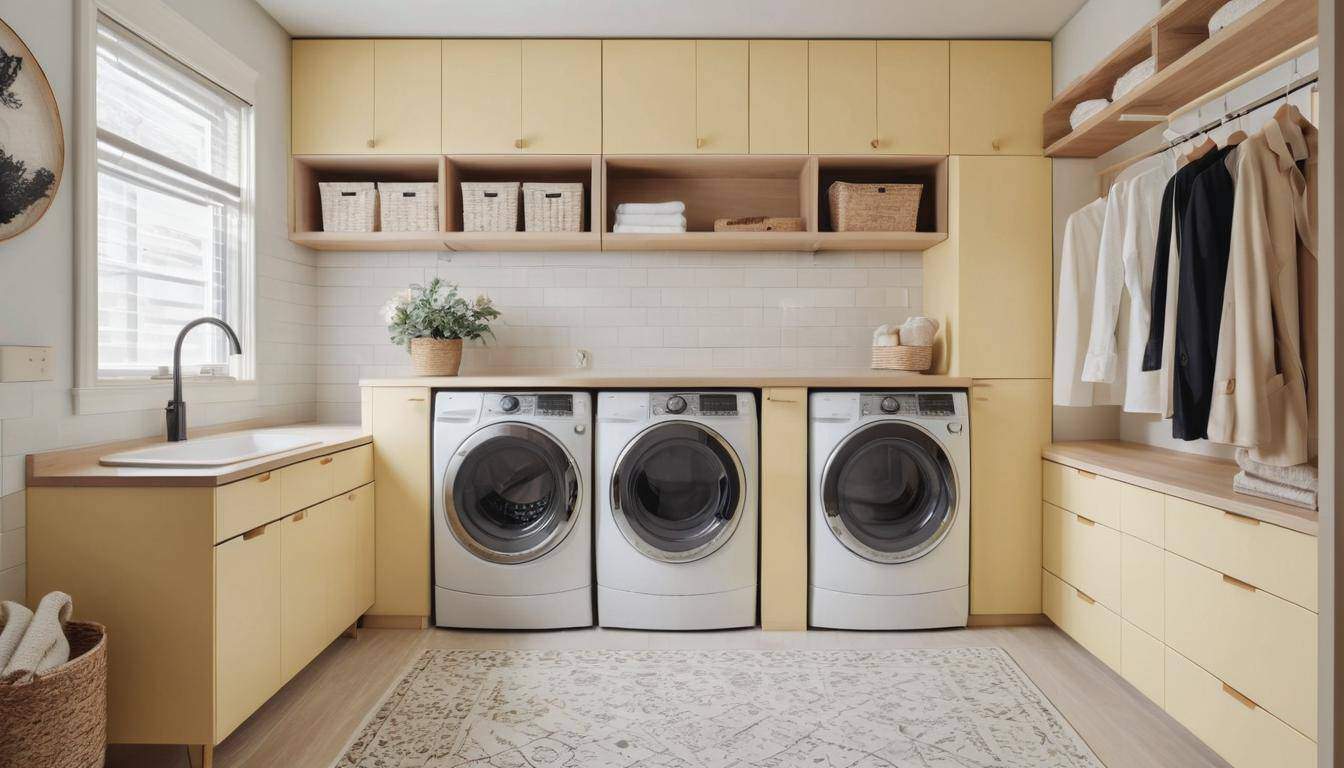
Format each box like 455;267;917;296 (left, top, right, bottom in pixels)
713;216;805;232
0;621;107;768
410;338;463;376
319;182;377;232
872;345;933;372
829;182;922;232
461;182;519;232
379;182;439;232
523;183;584;232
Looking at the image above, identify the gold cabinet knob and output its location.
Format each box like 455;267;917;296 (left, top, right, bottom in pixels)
870;138;880;150
991;138;1002;151
366;138;376;149
514;138;527;149
696;137;706;149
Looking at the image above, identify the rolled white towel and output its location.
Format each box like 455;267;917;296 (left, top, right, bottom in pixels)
899;316;940;347
615;201;685;216
872;324;900;347
0;601;33;672
1;591;72;684
1232;471;1317;511
612;224;687;234
1235;449;1318;491
615;213;688;228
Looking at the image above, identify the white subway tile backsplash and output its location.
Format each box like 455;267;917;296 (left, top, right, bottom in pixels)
0;527;25;570
1;492;24;533
0;564;24;605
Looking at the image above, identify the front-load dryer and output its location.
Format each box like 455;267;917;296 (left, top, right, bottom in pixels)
433;391;592;629
596;391;758;630
809;391;970;630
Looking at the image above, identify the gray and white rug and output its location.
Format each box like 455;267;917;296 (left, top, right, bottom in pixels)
336;648;1102;767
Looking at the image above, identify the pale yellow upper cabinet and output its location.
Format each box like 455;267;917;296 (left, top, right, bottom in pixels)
442;40;522;154
603;40;697;154
876;41;949;155
749;40;808;154
950;40;1051;155
808;41;876;154
695;40;748;154
521;40;601;153
292;40;373;154
372;40;441;154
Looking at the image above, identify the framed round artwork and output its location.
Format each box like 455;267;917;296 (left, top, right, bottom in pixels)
0;16;63;242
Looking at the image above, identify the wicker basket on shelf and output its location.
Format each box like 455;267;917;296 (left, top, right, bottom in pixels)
713;216;805;232
461;182;519;232
0;621;107;768
828;182;922;232
379;182;439;232
522;183;584;232
319;182;377;232
871;345;933;372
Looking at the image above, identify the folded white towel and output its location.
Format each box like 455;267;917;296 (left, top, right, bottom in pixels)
615;201;685;215
0;601;33;672
1232;471;1317;511
1112;56;1155;100
615;213;688;227
1;591;72;684
872;324;900;347
613;224;687;234
1070;98;1110;129
899;317;940;347
1235;449;1318;491
1209;0;1266;34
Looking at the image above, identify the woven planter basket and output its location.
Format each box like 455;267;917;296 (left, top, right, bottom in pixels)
319;182;377;232
0;621;107;768
379;182;439;232
461;182;519;232
713;216;806;232
871;345;933;372
522;183;584;232
829;182;922;232
410;338;463;376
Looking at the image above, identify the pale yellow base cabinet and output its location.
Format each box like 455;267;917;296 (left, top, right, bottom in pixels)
362;386;431;625
759;387;808;630
26;445;374;753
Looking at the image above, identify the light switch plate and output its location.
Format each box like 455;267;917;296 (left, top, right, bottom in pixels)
0;346;54;382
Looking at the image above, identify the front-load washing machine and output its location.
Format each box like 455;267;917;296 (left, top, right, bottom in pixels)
596;391;758;629
433;391;592;629
809;390;970;630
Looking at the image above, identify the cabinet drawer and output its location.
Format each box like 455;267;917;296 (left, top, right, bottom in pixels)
215;470;281;544
1042;502;1120;611
1164;647;1314;768
1165;552;1316;739
1041;461;1121;528
1165;496;1316;611
1121;619;1163;707
1120;533;1163;639
330;444;373;495
215;521;282;741
280;454;335;515
1120;484;1164;546
1043;569;1120;671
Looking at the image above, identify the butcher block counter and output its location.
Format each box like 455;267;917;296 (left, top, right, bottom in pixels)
357;368;973;389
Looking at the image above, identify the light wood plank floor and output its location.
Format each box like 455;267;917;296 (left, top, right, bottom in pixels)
108;625;1228;768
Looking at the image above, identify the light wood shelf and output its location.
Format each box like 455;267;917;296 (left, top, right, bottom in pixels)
1043;0;1317;158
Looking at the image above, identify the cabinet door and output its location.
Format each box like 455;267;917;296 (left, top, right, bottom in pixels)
369;388;431;619
215;522;282;741
522;40;601;153
372;40;441;154
442;40;522;153
354;483;376;615
760;388;808;630
969;379;1052;615
292;40;373;154
329;492;359;639
876;41;948;155
280;504;331;680
695;40;748;154
950;41;1051;155
749;41;808;154
602;40;696;153
808;41;876;154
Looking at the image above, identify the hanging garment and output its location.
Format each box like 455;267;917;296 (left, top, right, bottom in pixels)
1081;157;1174;413
1207;116;1317;466
1054;197;1111;406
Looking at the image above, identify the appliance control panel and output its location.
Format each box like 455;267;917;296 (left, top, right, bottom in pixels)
651;392;741;417
485;393;576;417
859;392;960;418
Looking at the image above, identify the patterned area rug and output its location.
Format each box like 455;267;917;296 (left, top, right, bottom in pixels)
335;648;1102;767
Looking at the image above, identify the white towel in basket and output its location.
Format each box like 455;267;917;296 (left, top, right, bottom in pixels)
0;601;33;672
616;201;685;215
1;591;72;684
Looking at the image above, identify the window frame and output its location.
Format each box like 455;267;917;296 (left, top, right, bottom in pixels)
74;0;259;415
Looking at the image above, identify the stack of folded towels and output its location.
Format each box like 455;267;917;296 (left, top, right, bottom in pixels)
0;592;74;685
1232;450;1318;511
613;201;687;234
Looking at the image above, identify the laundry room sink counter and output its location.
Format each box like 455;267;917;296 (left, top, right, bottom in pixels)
358;369;973;389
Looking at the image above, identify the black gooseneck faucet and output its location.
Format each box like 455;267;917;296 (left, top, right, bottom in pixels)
166;317;243;442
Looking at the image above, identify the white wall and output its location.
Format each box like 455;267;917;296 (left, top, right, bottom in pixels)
0;0;310;604
1051;0;1159;94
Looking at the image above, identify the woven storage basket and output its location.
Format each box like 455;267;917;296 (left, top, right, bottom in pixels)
379;182;439;232
828;182;922;232
410;337;463;376
522;183;584;232
461;182;519;232
713;216;806;232
0;621;107;768
319;182;377;232
871;345;933;372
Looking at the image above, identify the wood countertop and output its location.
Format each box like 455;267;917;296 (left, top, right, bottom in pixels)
27;422;372;488
1043;440;1318;536
359;369;973;389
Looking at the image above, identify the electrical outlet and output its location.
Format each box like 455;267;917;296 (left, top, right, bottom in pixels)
0;346;54;382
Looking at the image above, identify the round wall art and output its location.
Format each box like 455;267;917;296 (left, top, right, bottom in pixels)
0;17;63;242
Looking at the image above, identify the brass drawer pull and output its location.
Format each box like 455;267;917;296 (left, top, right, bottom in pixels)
348;493;356;501
319;457;334;465
1075;515;1096;527
1222;574;1257;593
256;472;272;483
1222;683;1257;710
293;510;306;522
765;395;799;403
1076;469;1096;479
407;397;426;402
242;524;268;541
1223;510;1261;526
1074;589;1095;605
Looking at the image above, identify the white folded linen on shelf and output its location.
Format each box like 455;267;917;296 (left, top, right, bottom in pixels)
1209;0;1266;35
1112;56;1156;100
1232;470;1317;510
613;224;688;233
615;201;685;215
1070;98;1110;129
615;212;688;227
1235;449;1318;491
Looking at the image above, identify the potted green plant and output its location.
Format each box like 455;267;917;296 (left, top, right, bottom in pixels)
383;278;500;376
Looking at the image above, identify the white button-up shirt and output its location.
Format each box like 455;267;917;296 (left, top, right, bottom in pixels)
1054;197;1113;407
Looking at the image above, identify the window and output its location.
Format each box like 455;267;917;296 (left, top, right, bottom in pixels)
93;14;253;381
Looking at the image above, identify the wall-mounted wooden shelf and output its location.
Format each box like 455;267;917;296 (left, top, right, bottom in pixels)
1043;0;1317;158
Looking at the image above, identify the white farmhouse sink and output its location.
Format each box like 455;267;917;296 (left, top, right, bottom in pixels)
100;432;320;468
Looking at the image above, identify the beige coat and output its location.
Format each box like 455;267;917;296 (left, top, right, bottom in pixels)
1206;113;1317;466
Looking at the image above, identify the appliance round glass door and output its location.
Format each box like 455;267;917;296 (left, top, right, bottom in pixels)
611;421;745;563
820;421;958;564
444;423;581;564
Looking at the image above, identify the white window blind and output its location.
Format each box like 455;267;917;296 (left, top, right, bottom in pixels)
94;14;252;380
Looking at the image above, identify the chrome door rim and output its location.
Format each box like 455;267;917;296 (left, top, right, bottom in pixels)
819;419;959;564
610;419;746;564
443;422;582;565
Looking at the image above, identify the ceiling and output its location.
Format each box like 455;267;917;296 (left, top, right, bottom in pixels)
257;0;1088;40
